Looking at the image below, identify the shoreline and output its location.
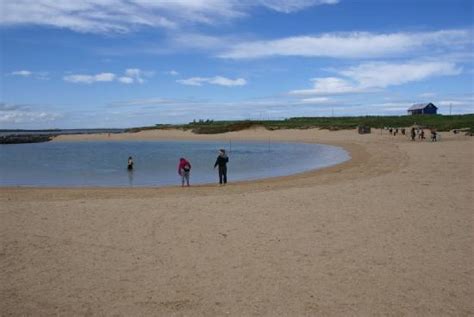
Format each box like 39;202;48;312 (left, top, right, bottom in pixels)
1;129;366;196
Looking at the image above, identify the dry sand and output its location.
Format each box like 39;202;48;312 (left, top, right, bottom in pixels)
1;128;473;316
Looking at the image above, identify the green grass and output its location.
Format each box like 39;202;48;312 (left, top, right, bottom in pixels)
126;114;474;134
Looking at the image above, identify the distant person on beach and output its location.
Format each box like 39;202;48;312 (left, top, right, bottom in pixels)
420;129;425;140
127;156;134;170
178;157;191;187
431;130;438;142
401;128;406;135
411;128;416;141
214;149;229;185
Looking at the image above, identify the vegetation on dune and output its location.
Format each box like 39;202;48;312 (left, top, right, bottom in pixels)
126;114;474;135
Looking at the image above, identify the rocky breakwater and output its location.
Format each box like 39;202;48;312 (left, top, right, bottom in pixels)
0;134;54;144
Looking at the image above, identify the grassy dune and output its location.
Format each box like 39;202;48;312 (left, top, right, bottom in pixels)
127;114;474;135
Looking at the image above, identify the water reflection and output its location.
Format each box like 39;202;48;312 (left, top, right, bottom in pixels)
128;169;134;187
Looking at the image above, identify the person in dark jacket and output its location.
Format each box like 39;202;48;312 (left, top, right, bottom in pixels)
410;127;416;141
127;156;134;170
214;149;229;185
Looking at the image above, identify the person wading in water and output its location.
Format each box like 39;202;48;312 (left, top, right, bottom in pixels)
178;157;191;187
127;156;134;170
214;149;229;185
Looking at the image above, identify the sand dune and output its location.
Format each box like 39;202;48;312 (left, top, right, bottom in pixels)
1;128;473;316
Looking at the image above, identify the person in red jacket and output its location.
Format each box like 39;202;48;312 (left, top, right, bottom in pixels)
178;157;191;187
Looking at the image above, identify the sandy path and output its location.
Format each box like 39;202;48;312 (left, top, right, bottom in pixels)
1;129;473;316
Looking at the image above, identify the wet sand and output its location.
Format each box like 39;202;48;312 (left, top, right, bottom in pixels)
1;128;473;316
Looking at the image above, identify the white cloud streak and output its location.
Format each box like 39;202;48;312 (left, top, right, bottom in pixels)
290;61;462;96
292;77;367;96
298;97;333;105
219;30;471;59
63;68;150;84
11;70;32;77
340;62;462;89
177;76;247;87
1;0;338;34
0;103;61;123
9;70;50;80
258;0;339;13
64;72;116;84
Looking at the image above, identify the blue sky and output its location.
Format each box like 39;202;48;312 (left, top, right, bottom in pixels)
1;0;473;129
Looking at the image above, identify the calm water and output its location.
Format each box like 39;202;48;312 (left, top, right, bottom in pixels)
0;141;349;187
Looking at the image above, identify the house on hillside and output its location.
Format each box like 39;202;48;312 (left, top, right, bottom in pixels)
407;103;438;115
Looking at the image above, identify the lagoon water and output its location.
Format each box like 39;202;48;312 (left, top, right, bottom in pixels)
0;141;349;187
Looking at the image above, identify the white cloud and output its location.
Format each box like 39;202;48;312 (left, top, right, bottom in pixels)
118;77;134;84
124;68;145;83
1;1;175;33
258;0;339;13
208;76;247;86
9;70;50;80
177;76;247;87
219;30;471;59
63;74;96;84
94;72;116;82
436;98;474;114
165;70;179;76
64;72;116;84
176;77;207;86
63;69;151;84
291;77;367;96
298;97;332;104
1;0;337;34
290;61;462;96
11;70;32;77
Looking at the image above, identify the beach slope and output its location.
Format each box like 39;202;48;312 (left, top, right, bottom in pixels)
1;129;473;315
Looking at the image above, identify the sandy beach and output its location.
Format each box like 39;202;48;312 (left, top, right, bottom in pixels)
1;128;473;316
